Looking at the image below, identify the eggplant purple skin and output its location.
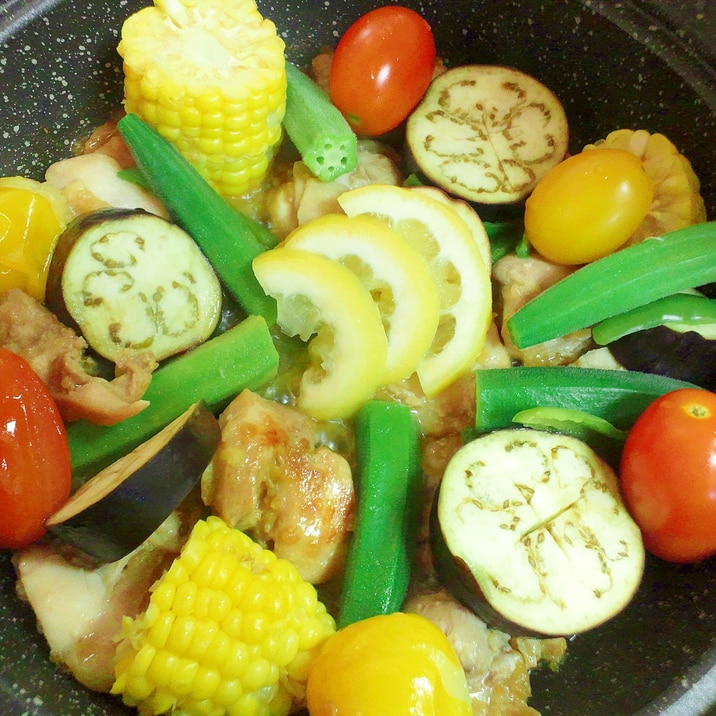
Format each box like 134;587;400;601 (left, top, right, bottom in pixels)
697;282;716;299
45;207;152;333
50;401;220;563
48;207;241;347
428;486;552;638
608;326;716;391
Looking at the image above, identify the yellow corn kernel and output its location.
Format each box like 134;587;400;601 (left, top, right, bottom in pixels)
118;0;286;199
112;516;335;716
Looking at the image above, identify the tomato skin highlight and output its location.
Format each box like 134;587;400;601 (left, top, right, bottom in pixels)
524;148;654;265
329;6;436;137
620;388;716;563
0;348;72;549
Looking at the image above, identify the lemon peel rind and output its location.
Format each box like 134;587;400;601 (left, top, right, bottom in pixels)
283;213;440;385
252;247;388;420
338;184;493;396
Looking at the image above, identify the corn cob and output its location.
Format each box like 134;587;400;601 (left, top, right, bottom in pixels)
118;0;287;199
583;129;707;245
112;516;336;716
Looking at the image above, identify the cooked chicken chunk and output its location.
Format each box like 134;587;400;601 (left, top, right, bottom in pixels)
493;253;593;365
266;140;403;239
13;509;194;693
201;390;355;584
405;589;566;716
0;288;156;425
45;152;168;218
80;117;137;169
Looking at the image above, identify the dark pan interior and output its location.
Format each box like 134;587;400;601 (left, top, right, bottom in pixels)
0;1;715;715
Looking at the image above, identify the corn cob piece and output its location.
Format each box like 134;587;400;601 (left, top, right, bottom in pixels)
112;516;336;716
583;129;707;246
118;0;287;199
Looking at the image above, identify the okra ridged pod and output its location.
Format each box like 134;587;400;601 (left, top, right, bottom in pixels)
118;0;286;198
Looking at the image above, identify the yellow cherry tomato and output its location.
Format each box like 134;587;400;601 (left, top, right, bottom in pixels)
306;612;472;716
0;177;70;300
524;147;654;265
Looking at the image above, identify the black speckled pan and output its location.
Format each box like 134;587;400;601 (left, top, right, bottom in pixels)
0;1;715;715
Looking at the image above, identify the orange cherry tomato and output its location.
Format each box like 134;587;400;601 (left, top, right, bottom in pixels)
620;388;716;563
0;348;72;548
329;6;436;137
306;612;472;716
0;178;68;301
524;148;654;265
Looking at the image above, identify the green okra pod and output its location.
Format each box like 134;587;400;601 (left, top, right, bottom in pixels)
507;222;716;349
338;399;421;629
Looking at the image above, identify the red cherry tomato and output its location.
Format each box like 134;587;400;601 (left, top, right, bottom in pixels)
0;348;72;549
620;388;716;563
329;6;436;137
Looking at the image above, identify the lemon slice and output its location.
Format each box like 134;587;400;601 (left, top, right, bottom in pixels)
410;185;492;270
284;213;440;384
338;184;492;396
253;247;388;420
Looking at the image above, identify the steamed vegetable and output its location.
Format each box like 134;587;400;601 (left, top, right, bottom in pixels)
608;326;716;391
507;221;716;349
283;62;358;181
433;428;645;636
406;64;569;206
0;177;71;301
112;515;336;716
118;0;286;198
306;613;472;716
0;349;72;549
512;406;627;442
46;208;222;362
68;315;278;485
620;388;716;563
593;293;716;389
49;402;220;562
338;400;421;628
117;113;278;323
592;292;716;345
581;129;707;244
511;405;626;466
328;6;436;137
475;366;699;433
524;148;654;265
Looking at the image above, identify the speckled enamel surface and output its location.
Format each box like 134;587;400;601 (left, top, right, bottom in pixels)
0;1;715;715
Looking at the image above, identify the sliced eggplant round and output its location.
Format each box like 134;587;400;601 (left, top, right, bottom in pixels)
406;65;569;207
47;401;220;563
46;208;222;363
432;428;644;637
608;325;716;391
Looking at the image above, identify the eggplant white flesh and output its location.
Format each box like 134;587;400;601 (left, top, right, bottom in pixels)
48;401;220;563
46;208;222;363
433;428;644;637
406;65;569;206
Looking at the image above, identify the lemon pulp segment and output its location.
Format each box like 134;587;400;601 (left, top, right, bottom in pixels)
410;185;492;270
252;247;388;419
338;184;492;396
284;213;440;384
